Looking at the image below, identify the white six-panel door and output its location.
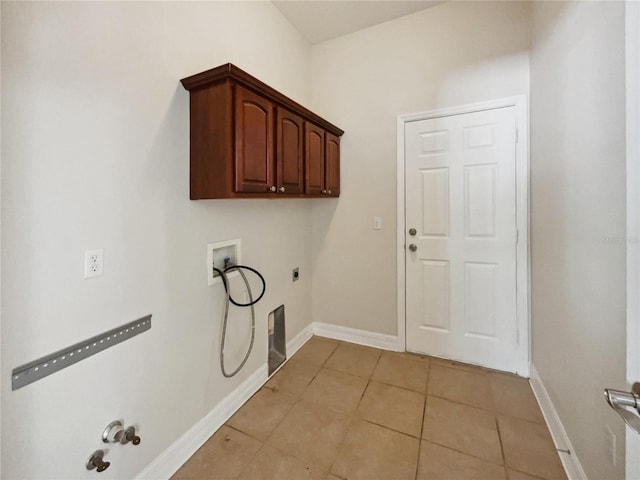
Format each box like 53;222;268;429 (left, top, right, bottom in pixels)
405;106;519;372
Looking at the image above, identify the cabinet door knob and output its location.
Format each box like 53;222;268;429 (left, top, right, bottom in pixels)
322;189;327;194
327;190;332;195
279;186;285;193
269;186;276;192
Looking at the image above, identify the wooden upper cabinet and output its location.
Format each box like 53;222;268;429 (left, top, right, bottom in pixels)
325;132;341;196
235;86;275;194
305;122;325;195
180;63;343;199
276;108;304;194
305;125;340;197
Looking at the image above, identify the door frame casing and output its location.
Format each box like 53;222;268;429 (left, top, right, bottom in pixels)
396;96;530;376
626;0;640;477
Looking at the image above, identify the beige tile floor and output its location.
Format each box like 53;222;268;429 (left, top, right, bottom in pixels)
172;336;567;480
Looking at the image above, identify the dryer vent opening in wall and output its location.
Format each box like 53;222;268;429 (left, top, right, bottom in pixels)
268;305;286;376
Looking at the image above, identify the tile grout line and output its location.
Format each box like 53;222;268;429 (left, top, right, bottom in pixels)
224;423;266;443
419;437;511;470
225;336;328;478
488;367;510;479
236;438;266;480
353;346;383;407
326;345;383;478
423;358;510;470
414;367;430;480
226;336;332;477
356;417;422;440
495;417;509;478
421;359;520;473
266;336;354;478
256;336;330;473
425;390;547;426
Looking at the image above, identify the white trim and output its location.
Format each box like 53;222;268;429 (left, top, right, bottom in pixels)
136;364;268;480
397;116;407;352
312;322;400;351
626;1;640;478
625;0;639;389
529;364;587;480
396;96;531;375
286;323;314;358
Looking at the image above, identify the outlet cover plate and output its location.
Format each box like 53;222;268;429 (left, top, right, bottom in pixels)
84;249;104;279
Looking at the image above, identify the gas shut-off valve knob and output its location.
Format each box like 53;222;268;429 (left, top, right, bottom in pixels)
86;450;110;472
103;420;141;445
123;425;141;445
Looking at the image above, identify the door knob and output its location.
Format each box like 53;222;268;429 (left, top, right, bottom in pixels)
409;244;417;252
269;186;276;192
279;186;285;193
604;383;640;434
409;228;417;236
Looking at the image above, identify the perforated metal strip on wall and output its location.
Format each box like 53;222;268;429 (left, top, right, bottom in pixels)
11;315;152;391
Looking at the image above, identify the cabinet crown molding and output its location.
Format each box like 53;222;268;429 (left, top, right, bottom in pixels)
181;63;343;137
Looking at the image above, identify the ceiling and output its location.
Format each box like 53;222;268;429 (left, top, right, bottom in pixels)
272;1;445;44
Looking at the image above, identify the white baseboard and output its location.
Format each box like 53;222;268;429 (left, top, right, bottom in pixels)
287;323;314;358
529;363;587;480
312;322;400;351
136;364;268;480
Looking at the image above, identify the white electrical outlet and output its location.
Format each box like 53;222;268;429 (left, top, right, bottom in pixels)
206;239;241;286
84;249;104;279
373;216;382;230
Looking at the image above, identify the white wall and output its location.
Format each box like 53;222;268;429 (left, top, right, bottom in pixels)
309;1;530;336
530;2;627;478
1;2;313;479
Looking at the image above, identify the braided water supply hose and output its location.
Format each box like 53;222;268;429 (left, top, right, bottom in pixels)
212;265;266;378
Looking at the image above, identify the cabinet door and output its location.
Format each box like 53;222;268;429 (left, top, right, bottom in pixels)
234;86;275;193
305;122;325;195
276;108;304;194
325;132;340;196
